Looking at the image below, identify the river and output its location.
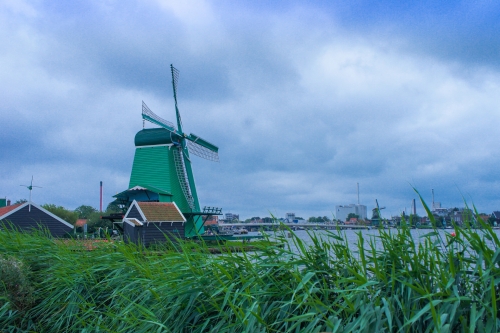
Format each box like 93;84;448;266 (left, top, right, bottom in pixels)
247;228;500;254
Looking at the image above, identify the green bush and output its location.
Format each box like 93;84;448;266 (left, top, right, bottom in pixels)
0;255;34;313
41;204;79;225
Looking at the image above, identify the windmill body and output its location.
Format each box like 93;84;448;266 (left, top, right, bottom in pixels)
114;65;219;238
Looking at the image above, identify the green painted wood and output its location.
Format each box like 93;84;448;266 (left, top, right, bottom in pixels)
128;143;205;237
129;146;171;191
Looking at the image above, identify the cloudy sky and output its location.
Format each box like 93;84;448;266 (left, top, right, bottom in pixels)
1;0;500;219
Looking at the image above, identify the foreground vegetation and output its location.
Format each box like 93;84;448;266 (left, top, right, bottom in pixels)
1;205;500;332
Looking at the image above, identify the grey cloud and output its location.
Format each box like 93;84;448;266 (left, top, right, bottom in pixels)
2;1;500;220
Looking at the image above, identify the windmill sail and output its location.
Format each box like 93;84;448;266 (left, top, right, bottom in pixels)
187;140;219;162
172;146;195;209
142;101;176;131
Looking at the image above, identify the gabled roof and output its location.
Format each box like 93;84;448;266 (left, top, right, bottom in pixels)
0;204;22;217
0;201;74;229
124;200;185;223
137;202;185;222
113;185;172;198
492;211;500;219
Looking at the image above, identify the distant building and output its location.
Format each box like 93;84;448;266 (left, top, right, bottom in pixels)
335;204;367;221
203;215;218;226
491;211;500;224
225;213;239;222
448;208;473;226
345;217;358;225
433;207;449;217
285;213;295;223
0;198;7;208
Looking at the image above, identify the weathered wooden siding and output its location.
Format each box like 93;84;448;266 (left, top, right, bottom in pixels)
127;205;143;220
123;222;139;244
0;205;73;237
140;222;184;247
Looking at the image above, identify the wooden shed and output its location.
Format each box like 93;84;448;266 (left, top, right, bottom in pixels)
121;200;186;246
0;201;74;237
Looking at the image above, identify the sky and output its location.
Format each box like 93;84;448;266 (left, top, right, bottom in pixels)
1;0;500;220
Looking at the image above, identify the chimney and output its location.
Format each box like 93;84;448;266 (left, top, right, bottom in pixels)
100;181;103;212
7;199;10;206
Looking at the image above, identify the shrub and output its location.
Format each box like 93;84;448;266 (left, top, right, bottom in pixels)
0;255;34;313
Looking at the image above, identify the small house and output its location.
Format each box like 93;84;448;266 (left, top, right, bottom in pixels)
0;201;73;237
121;200;186;246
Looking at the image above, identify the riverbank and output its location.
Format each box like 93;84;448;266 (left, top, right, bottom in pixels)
1;221;499;332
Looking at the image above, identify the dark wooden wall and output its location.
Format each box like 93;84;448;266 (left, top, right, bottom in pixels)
0;205;73;237
126;205;143;220
140;222;184;246
123;222;139;244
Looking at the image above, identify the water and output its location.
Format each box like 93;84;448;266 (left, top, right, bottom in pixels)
249;228;500;254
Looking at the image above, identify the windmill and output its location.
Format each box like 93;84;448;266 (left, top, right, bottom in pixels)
116;64;220;237
371;199;385;227
20;176;42;212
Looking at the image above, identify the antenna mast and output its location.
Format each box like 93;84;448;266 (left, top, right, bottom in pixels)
20;176;42;212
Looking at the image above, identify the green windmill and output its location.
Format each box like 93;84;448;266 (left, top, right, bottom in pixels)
114;65;220;237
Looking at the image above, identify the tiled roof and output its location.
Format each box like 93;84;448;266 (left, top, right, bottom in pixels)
0;204;22;218
137;202;185;222
75;219;87;227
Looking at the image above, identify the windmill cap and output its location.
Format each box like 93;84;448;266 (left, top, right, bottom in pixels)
135;128;179;147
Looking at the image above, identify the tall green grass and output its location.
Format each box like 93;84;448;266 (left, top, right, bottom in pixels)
1;202;500;332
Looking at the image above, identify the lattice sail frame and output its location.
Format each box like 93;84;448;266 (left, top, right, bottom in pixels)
187;140;219;162
172;146;195;209
171;66;180;99
142;101;176;130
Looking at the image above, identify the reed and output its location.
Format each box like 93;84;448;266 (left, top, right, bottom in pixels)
0;198;499;332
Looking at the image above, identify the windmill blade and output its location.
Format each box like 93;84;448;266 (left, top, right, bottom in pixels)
171;65;180;100
186;133;219;162
170;64;184;132
142;101;176;132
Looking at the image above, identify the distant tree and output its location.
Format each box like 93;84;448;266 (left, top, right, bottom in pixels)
408;214;421;226
75;205;97;219
106;201;125;213
14;199;27;205
86;211;113;233
308;216;327;222
432;215;445;228
346;213;359;221
41;204;78;225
